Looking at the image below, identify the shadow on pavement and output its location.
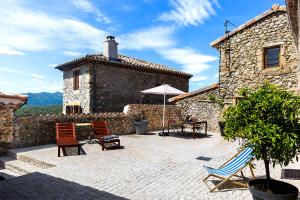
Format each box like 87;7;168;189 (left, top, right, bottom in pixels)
0;172;129;200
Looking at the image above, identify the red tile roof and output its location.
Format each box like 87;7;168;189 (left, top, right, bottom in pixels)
56;54;192;78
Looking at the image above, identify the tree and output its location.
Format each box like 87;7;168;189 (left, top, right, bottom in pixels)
224;83;300;188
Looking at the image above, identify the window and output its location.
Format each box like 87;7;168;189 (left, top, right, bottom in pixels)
66;105;82;115
73;70;80;90
264;46;280;68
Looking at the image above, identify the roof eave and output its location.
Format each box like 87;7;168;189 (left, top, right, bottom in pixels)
169;83;219;102
56;57;192;78
210;5;287;48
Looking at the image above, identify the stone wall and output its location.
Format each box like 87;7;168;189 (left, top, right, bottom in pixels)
63;65;92;114
217;11;298;100
90;64;189;112
174;88;221;133
125;104;183;131
11;112;132;149
0;105;15;154
0;104;183;151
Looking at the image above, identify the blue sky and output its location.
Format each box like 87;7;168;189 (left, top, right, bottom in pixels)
0;0;285;93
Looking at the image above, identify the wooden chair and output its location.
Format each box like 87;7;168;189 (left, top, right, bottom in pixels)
56;123;80;157
91;121;120;151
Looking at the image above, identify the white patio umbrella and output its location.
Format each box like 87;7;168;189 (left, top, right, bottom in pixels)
141;84;186;134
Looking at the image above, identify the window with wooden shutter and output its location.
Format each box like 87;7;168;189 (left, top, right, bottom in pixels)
264;46;280;68
73;70;80;90
65;105;82;115
66;106;71;115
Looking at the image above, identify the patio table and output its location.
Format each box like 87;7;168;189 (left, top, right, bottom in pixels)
181;121;207;139
75;123;93;140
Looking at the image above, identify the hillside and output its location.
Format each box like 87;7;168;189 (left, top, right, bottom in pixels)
24;92;63;106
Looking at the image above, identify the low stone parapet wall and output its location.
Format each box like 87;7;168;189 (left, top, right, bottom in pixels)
0;104;184;152
124;104;183;131
10;112;132;149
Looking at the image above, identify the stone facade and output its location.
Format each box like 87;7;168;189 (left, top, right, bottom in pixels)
285;0;300;94
63;65;91;114
286;0;299;49
212;7;299;100
0;104;183;152
61;63;189;113
91;64;188;112
173;85;221;132
0;105;15;154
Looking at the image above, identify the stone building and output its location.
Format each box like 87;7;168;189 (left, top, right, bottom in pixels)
56;36;192;114
285;0;300;93
210;4;298;101
0;93;27;154
171;4;299;132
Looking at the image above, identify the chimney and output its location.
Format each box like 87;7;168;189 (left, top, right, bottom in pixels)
103;36;118;60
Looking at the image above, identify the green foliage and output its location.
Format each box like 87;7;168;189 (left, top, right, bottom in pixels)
208;94;224;108
224;83;300;168
15;105;62;116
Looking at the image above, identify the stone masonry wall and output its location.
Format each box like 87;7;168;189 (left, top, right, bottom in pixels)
63;65;91;114
125;104;183;131
11;112;132;149
0;104;183;151
218;11;298;100
0;105;15;154
175;88;221;133
90;64;189;112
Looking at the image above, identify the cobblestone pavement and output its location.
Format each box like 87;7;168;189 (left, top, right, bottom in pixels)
0;132;299;200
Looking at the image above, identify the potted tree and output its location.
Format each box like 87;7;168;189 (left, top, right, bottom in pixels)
224;83;299;200
133;111;148;134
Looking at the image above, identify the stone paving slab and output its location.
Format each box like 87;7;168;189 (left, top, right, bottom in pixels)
0;133;299;200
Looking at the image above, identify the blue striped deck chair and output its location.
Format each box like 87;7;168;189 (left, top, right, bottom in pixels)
202;147;255;192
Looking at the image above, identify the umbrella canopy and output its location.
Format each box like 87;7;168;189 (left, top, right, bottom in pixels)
141;84;186;135
141;84;186;95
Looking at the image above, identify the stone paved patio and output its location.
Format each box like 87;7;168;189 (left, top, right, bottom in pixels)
0;132;299;200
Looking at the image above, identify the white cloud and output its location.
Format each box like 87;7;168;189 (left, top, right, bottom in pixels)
72;0;111;23
29;78;62;93
63;51;84;57
0;1;107;55
158;47;217;74
0;67;44;79
159;0;217;26
190;76;208;82
119;26;175;50
0;47;24;55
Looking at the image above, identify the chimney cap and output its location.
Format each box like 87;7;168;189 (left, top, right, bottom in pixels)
106;35;115;40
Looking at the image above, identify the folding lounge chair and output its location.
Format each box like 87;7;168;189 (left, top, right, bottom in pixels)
56;123;80;157
91;121;120;151
202;147;255;192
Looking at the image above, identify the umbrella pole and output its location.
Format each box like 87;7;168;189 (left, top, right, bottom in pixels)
163;92;165;135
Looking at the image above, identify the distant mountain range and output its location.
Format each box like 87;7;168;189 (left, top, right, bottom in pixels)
24;92;63;106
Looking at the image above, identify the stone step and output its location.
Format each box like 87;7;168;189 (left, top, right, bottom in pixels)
7;150;55;169
0;156;40;175
0;167;20;179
